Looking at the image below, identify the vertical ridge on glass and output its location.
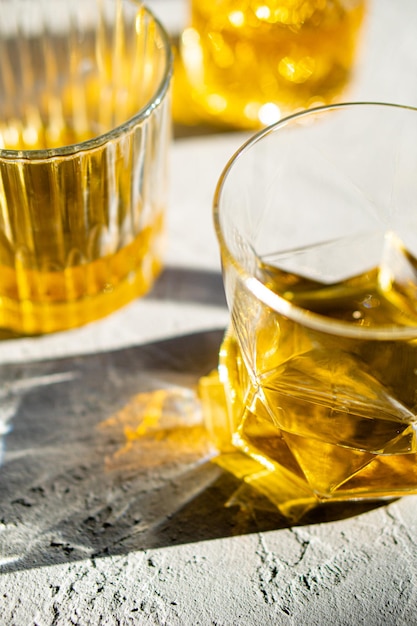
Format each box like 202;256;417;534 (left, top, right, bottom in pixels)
0;0;172;334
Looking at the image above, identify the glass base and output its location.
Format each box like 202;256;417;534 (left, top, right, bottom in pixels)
0;217;164;335
198;369;406;523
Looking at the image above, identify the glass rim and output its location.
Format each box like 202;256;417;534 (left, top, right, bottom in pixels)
213;101;417;341
0;2;173;161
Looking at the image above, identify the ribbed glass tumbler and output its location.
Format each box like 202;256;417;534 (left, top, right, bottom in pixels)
0;0;172;334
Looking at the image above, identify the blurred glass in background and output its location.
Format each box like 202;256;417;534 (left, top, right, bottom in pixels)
173;0;366;130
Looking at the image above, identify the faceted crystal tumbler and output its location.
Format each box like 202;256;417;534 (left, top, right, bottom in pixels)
206;102;417;521
0;0;172;334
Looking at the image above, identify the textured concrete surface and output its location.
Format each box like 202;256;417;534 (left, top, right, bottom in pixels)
2;1;417;624
2;133;417;626
2;498;417;625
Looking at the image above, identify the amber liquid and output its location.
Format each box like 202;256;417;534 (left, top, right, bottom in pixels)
175;0;365;129
0;121;165;335
218;259;417;509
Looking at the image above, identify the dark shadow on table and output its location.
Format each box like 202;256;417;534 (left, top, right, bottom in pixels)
0;265;386;574
0;327;386;575
147;265;227;308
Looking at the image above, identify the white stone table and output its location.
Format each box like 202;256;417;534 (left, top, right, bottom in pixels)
2;1;417;624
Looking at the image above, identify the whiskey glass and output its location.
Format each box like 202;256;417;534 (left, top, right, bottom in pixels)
207;102;417;520
174;0;365;129
0;0;172;334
